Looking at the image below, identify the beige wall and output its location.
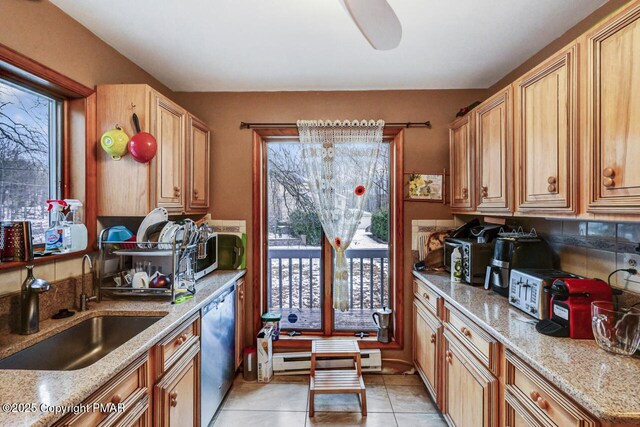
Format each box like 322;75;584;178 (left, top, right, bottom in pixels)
0;0;172;95
174;89;485;365
488;0;633;95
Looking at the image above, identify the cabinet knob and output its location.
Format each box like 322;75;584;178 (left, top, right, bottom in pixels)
176;336;185;346
530;390;540;402
603;177;615;188
462;188;468;198
193;188;199;200
547;184;557;193
547;176;557;184
430;333;436;344
461;327;472;338
603;167;615;178
174;186;181;196
170;391;178;407
181;333;188;341
422;292;430;300
481;186;488;197
445;350;453;364
101;393;122;412
536;396;549;411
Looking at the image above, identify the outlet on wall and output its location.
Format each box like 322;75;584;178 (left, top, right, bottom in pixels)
621;253;640;284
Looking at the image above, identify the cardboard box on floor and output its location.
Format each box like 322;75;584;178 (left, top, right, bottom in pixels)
257;326;274;382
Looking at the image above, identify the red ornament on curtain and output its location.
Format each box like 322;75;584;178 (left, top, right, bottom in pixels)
354;185;366;196
334;237;342;248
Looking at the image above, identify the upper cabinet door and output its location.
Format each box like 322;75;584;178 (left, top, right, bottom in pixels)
186;115;211;212
587;2;640;213
474;87;513;214
449;115;475;212
153;93;186;213
515;43;578;214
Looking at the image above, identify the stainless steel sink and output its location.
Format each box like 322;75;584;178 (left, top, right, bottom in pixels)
0;315;163;371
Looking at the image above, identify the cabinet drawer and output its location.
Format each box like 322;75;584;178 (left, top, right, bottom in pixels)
58;355;149;426
111;395;151;427
444;302;499;374
505;351;599;427
156;313;200;375
413;279;439;315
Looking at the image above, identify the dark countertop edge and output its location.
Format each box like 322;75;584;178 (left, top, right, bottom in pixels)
1;269;245;427
412;270;638;424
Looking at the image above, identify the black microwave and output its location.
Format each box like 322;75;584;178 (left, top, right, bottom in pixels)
195;233;218;280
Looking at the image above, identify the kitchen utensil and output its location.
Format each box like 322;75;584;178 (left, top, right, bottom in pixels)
1;221;33;262
592;301;640;356
149;273;171;289
128;113;157;163
137;207;169;248
105;226;134;242
536;278;613;339
100;125;129;160
372;306;393;343
509;269;581;319
132;272;149;288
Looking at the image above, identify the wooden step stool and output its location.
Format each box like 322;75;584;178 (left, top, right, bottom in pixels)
309;339;366;417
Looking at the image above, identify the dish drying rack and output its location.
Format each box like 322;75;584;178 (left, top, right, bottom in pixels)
97;225;198;303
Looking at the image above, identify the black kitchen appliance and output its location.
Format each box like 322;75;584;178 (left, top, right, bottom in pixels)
444;238;494;284
483;231;554;297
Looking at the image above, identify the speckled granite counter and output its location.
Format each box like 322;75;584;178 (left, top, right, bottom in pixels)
413;271;640;424
0;269;245;427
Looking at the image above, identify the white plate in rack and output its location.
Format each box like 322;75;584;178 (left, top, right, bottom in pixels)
137;207;169;248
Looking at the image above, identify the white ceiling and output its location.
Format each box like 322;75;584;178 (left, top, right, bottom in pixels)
50;0;606;92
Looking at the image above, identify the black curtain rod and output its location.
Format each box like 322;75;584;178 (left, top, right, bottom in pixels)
239;121;431;130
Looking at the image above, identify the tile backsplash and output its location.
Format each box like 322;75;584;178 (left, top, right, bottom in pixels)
478;217;640;295
0;256;85;295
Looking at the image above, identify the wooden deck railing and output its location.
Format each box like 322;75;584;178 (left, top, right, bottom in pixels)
267;247;389;312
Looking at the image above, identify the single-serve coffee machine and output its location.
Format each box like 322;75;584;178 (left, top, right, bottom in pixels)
372;307;392;343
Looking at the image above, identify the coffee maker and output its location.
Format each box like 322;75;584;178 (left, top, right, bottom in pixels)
372;307;392;343
536;278;613;339
484;231;554;297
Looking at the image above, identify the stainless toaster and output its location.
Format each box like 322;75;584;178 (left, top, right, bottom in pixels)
508;269;580;319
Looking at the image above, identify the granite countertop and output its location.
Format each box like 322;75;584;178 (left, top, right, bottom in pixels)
413;271;640;424
0;269;245;427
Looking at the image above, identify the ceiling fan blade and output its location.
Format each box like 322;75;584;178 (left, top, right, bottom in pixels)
340;0;402;50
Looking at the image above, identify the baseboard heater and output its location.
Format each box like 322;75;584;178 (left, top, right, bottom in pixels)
273;349;382;375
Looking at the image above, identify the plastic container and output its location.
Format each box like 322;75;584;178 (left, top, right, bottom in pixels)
261;312;282;340
45;200;68;252
243;346;258;381
64;199;87;251
592;301;640;356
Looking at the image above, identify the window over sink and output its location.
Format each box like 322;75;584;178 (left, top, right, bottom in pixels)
0;77;63;244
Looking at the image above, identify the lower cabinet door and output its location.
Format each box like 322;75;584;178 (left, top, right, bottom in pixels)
413;300;439;402
154;342;200;427
441;331;499;427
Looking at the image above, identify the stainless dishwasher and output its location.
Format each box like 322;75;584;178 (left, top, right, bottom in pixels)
201;286;236;426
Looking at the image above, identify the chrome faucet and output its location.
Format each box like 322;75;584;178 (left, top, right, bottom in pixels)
20;265;51;335
80;254;98;311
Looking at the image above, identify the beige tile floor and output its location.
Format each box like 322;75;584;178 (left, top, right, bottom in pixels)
211;374;446;427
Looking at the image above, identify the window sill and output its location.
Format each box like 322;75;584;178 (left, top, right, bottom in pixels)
273;335;401;351
0;249;90;272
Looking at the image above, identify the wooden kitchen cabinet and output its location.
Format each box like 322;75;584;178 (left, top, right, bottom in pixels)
514;43;578;214
449;115;475;212
152;93;186;212
413;300;440;404
235;279;245;370
474;86;513;214
441;330;499;427
154;341;201;427
97;84;210;216
586;1;640;213
186;115;211;212
54;355;151;426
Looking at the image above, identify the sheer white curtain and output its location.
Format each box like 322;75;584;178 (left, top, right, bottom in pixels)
297;120;384;312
